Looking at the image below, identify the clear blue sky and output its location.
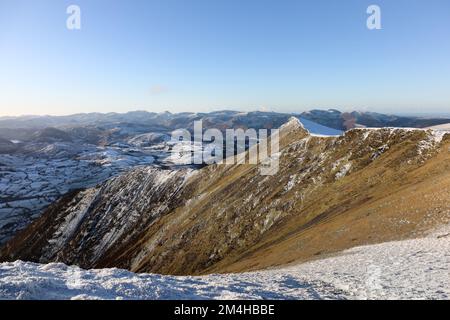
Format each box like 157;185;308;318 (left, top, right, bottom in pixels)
1;0;449;116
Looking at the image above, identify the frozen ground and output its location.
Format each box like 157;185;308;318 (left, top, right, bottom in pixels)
1;227;449;300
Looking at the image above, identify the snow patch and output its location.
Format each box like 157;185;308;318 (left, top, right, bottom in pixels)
335;162;352;180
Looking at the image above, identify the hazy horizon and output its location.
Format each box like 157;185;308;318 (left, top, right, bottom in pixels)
1;108;450;120
1;0;450;116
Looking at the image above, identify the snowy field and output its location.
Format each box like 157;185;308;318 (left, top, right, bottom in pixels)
0;146;156;244
1;228;449;300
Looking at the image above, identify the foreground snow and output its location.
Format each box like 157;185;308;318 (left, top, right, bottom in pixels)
1;228;449;300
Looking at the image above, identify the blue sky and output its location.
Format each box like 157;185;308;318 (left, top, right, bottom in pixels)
0;0;449;116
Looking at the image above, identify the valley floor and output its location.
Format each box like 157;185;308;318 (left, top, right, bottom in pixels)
1;226;449;300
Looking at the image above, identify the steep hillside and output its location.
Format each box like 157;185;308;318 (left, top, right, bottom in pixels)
3;115;333;246
1;119;449;276
0;168;196;267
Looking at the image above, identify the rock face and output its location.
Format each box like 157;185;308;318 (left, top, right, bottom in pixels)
1;120;449;276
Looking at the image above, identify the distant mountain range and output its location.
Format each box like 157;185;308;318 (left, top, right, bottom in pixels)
0;109;449;132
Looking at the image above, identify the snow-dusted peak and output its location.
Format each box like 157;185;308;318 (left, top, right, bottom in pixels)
297;117;343;137
279;116;345;137
279;117;308;135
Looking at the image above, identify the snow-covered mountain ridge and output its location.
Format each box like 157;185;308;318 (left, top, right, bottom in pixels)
2;120;449;276
0;116;339;245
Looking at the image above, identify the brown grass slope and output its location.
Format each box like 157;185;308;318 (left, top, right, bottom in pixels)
2;119;449;275
121;125;450;275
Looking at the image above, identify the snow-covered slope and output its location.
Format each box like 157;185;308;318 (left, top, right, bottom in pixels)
427;123;450;131
1;228;449;300
297;117;343;136
0;144;157;244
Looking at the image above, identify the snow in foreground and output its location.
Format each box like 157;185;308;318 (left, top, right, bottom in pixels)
1;229;449;300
